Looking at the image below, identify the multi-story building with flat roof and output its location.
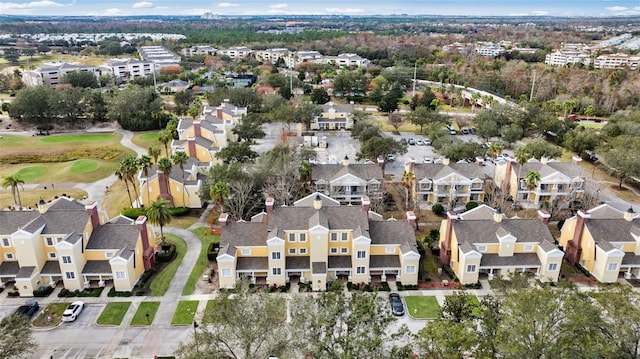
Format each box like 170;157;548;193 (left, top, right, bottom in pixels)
22;62;97;87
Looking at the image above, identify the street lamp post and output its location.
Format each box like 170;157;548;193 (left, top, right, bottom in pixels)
193;320;200;355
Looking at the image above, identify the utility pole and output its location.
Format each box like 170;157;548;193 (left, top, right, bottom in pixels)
412;61;417;97
529;70;536;102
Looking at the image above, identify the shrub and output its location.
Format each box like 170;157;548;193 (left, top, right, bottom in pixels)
442;265;458;281
396;281;417;291
557;219;566;231
465;201;479;210
76;287;105;297
432;203;445;215
156;244;176;262
7;290;19;297
298;282;312;292
207;242;220;261
464;282;482;289
122;207;147;219
379;282;391;291
33;286;54;297
168;207;190;216
107;287;133;297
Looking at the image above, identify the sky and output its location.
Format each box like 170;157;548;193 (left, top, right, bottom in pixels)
2;0;640;17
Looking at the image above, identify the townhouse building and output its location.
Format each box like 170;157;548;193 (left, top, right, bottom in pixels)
310;102;354;130
495;156;585;205
593;53;640;70
560;204;640;283
544;50;592;67
439;204;563;284
182;45;217;57
217;193;420;291
312;159;384;205
219;46;253;60
407;158;486;207
22;62;97;87
0;197;157;296
99;58;154;82
255;48;290;64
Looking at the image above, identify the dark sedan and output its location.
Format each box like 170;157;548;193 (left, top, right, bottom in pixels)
389;293;405;316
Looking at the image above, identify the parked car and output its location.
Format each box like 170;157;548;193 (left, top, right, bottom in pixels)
461;128;469;135
449;129;457;135
387;154;396;162
423;157;433;164
400;137;407;145
363;159;374;164
415;139;424;146
423;139;432;146
469;127;476;134
408;138;416;145
389;293;405;316
15;301;39;318
62;301;85;322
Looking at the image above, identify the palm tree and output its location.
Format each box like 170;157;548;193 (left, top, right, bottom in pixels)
524;170;541;208
487;142;504;160
157;129;172;157
171;151;189;207
147;198;171;244
115;163;133;208
148;143;161;164
515;147;532;196
138;154;153;207
210;181;229;215
157;157;173;198
122;154;141;207
2;174;25;209
400;170;416;211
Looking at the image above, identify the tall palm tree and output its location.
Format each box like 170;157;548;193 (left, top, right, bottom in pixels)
115;163;133;208
122;154;141;207
157;129;172;157
138;154;153;207
148;143;161;164
524;170;541;208
487;142;504;160
515;147;532;197
210;181;229;214
157;157;173;198
2;174;25;209
400;170;416;211
171;151;189;207
147;198;171;244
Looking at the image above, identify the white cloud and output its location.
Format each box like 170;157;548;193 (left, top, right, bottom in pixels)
606;6;627;11
155;6;169;10
325;7;363;14
132;1;153;8
104;7;126;15
0;0;65;11
217;2;238;7
269;3;288;9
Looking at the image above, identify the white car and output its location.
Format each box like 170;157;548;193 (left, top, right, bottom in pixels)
62;301;84;322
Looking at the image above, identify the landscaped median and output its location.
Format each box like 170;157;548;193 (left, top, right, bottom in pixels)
130;302;161;326
404;296;441;319
96;302;131;326
171;300;199;325
32;303;69;328
182;227;220;296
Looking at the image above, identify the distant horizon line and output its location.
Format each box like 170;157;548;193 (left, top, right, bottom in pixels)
2;14;640;19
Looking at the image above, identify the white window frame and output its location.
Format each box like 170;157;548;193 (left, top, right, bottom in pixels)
115;271;126;279
271;251;281;260
330;247;338;254
330;233;338;242
65;271;76;280
299;233;307;242
1;238;10;247
4;253;14;260
288;248;296;255
405;265;416;274
476;245;486;252
466;264;477;273
548;263;558;271
299;248;307;255
385;246;395;254
356;250;366;259
45;237;54;246
241;248;251;256
341;233;348;242
272;267;282;276
524;244;534;252
356;266;366;274
62;255;72;264
105;252;115;259
341;247;348;254
288;233;296;242
48;252;57;259
221;268;232;277
607;262;619;272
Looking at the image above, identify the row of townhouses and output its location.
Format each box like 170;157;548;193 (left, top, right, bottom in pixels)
22;59;155;87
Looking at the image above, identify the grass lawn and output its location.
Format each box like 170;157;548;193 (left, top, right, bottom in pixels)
202;299;217;324
103;179;133;218
405;296;441;319
131;131;162;154
182;227;220;295
467;295;483;318
130;301;161;326
150;234;187;296
171;300;199;325
97;302;131;326
68;159;100;173
32;302;68;328
0;133;121;155
422;251;440;278
0;160;118;183
169;211;201;229
0;189;88;210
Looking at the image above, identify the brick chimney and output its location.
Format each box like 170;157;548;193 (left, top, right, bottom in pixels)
406;157;416;173
265;197;275;215
566;210;590;264
501;159;513;193
187;137;196;159
406;211;417;229
538;209;551;224
216;106;223;120
440;210;457;264
135;216;155;270
361;196;370;212
219;213;229;228
193;120;201;137
85;201;100;229
157;170;172;203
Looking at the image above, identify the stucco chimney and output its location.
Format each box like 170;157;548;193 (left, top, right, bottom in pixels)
406;157;416;173
442;156;450;166
440;210;457;264
342;155;349;167
219;213;228;228
406;211;417;229
85;201;100;229
566;210;590;264
361;196;370;212
493;208;503;223
377;157;385;169
538;209;551;224
37;198;48;214
540;154;549;165
265;197;275;214
313;194;322;210
193;120;201;137
624;207;635;222
187;137;196;159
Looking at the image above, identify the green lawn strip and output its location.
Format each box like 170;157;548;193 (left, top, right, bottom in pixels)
32;302;68;327
130;301;161;326
40;133;117;144
202;299;216;324
69;159;100;173
150;234;186;296
182;227;220;295
14;166;47;182
1;160;118;183
171;300;199;325
97;302;131;326
467;295;483;318
405;296;441;319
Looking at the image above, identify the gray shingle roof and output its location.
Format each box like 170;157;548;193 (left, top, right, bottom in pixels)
41;261;61;275
16;266;36;279
539;240;558;252
82;260;112;274
370;255;401;268
369;221;415;247
454;218;554;244
512;161;582;179
587;219;638;243
0;261;19;276
286;256;310;270
622;254;640;265
0;197;88;235
312;164;383;182
480;253;541;267
322;103;353;113
328;256;352;269
236;257;268;270
312;261;327;274
414;163;485;181
85;223;140;250
222;222;269;248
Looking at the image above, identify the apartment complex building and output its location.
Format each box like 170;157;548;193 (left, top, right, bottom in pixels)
137;45;181;67
0;197;157;296
217;193;420;291
310;102;354;130
99;58;154;82
22;62;97;87
593;53;640;70
312;160;384;205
